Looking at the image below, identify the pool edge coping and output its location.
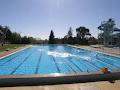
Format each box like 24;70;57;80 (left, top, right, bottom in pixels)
0;71;120;87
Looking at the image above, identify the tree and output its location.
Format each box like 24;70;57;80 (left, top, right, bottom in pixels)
21;36;29;44
49;30;55;44
0;25;41;44
0;30;6;46
0;26;6;46
11;32;21;44
67;27;74;44
0;25;13;44
67;27;73;37
4;26;12;43
76;27;90;39
76;26;91;44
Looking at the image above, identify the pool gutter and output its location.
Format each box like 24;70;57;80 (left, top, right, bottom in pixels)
0;71;120;87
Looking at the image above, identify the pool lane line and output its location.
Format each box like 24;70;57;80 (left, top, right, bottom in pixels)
77;57;100;70
68;55;95;72
96;55;120;68
54;59;73;73
96;56;120;69
64;63;72;72
98;54;120;63
65;61;77;73
82;60;100;71
62;58;77;73
61;48;82;73
35;51;42;74
65;56;83;72
10;48;36;75
51;56;61;73
73;56;101;71
68;59;83;72
72;58;92;72
0;48;30;66
51;56;77;73
67;47;100;72
53;58;72;73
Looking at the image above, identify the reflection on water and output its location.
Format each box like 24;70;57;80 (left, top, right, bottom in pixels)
37;47;92;61
48;45;58;51
47;51;72;58
47;51;92;61
38;49;45;52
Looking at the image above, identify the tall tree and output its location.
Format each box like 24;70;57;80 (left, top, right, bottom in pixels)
21;36;29;44
67;27;73;37
67;27;74;44
11;32;21;44
76;26;91;44
0;26;6;46
4;26;12;43
0;30;6;46
0;25;40;44
0;26;13;44
76;27;90;39
49;30;55;44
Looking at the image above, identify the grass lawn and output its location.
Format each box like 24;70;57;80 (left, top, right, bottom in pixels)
0;44;24;52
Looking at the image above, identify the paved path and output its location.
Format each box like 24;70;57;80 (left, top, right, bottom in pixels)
0;80;120;90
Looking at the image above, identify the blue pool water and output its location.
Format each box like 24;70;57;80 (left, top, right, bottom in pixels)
0;45;120;75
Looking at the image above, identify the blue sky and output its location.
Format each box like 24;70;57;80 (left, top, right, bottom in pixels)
0;0;120;39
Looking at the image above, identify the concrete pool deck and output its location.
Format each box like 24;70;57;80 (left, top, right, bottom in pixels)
0;80;120;90
0;45;32;58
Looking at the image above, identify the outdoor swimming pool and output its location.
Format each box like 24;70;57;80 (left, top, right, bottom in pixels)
0;45;120;75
